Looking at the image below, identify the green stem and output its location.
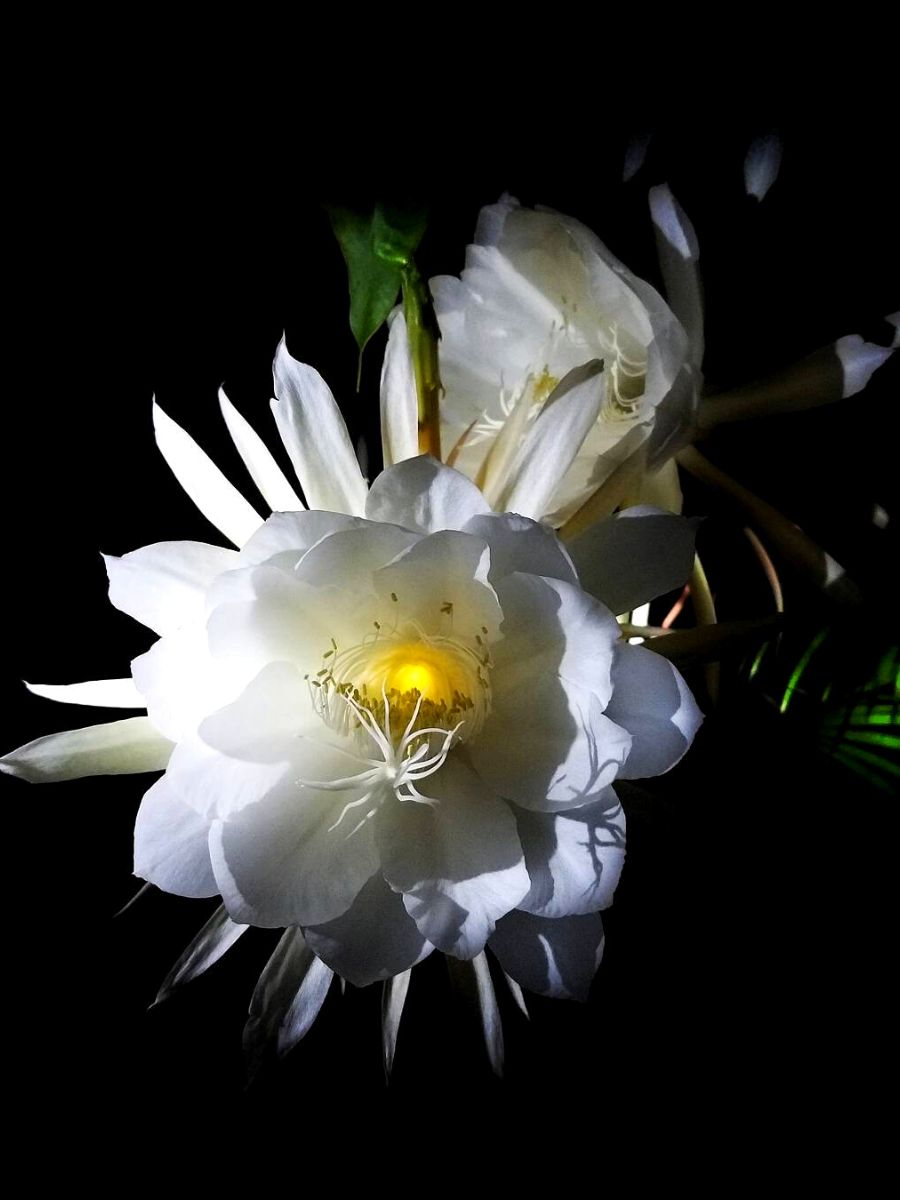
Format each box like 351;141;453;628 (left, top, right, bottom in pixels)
401;262;442;458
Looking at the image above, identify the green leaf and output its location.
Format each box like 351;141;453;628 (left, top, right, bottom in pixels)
327;206;403;361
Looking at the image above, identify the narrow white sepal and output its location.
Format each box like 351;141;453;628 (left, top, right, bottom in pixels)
25;678;145;708
218;387;304;512
0;716;173;783
244;929;332;1075
382;968;412;1079
472;951;505;1078
271;338;368;515
835;334;895;398
154;905;247;1005
503;970;530;1020
152;401;264;547
499;361;604;520
278;956;334;1057
380;310;419;468
648;184;704;368
744;133;783;201
887;312;899;349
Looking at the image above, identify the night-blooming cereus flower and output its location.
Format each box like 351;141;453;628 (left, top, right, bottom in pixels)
1;338;702;1042
431;194;701;529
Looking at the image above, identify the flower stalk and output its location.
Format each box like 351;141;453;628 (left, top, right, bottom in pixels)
401;261;442;458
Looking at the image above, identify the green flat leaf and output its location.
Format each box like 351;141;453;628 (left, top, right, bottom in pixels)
327;207;403;360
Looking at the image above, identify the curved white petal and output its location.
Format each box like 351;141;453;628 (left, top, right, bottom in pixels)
218;387;304;512
377;756;530;959
25;678;145;708
304;873;432;987
497;361;604;520
104;540;239;636
366;455;491;534
515;790;625;918
835;334;895;398
237;510;368;569
461;512;578;584
154;905;247;1006
152;401;264;547
648;184;704;369
379;310;418;468
0;716;173;783
604;643;703;778
566;505;699;615
744;133;783;201
489;910;605;1001
271;339;368;516
244;929;333;1071
134;776;217;897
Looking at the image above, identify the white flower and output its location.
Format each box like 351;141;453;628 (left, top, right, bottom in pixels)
431;194;700;527
1;338;702;1011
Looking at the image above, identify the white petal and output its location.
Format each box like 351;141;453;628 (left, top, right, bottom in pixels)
294;523;421;594
104;540;239;636
835;334;895;398
497;361;604;520
648;184;704;368
515;791;625;918
378;756;530;959
566;505;699;615
379;310;418;468
0;716;173;783
461;512;578;584
154;905;248;1006
244;929;333;1072
304;873;432;987
605;643;703;778
887;312;899;349
237;510;368;569
153;401;264;547
366;455;491;533
382;969;412;1079
489;910;605;1001
25;678;145;708
271;339;368;515
744;133;783;201
218;387;304;512
446;951;505;1077
134;776;217;897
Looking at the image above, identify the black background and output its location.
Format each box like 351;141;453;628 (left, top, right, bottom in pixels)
4;94;898;1169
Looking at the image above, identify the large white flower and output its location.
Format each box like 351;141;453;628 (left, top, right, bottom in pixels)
431;194;701;528
1;339;701;1012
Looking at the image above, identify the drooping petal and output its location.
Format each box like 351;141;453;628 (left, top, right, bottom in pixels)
25;678;145;708
366;455;491;534
0;716;173;783
461;512;578;584
446;951;505;1077
304;873;432;987
497;361;604;520
604;643;703;778
104;540;239;636
218;387;304;512
515;790;625;918
648;184;704;368
154;905;248;1006
566;505;699;616
134;776;217;897
379;310;418;468
244;928;333;1075
489;910;606;1001
377;756;530;959
382;969;412;1079
152;402;264;547
271;339;368;516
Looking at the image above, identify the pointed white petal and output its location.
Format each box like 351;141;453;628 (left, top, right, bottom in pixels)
25;678;145;708
498;361;604;520
271;339;368;515
744;133;783;201
648;184;704;367
379;310;418;468
218;387;304;512
835;334;895;398
152;402;264;547
623;133;651;182
382;969;412;1079
446;952;505;1077
244;929;333;1075
0;716;173;783
104;540;239;636
154;904;248;1005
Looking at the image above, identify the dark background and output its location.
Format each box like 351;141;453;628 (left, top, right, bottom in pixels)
4;103;898;1166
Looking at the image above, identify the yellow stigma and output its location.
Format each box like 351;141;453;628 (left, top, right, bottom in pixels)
531;367;560;407
374;642;465;707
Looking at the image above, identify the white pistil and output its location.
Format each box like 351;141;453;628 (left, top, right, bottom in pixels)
299;687;463;834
